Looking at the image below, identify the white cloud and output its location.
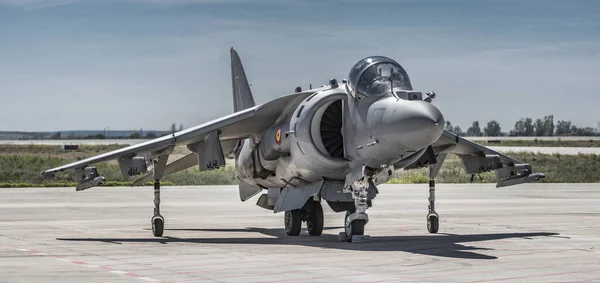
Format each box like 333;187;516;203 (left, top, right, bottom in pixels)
0;0;294;9
0;0;80;10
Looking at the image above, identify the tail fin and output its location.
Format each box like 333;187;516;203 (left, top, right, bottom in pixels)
231;47;256;112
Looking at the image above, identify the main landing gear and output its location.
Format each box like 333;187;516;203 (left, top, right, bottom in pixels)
152;180;164;237
284;200;324;236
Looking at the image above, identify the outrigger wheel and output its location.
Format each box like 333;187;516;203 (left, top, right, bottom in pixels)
427;213;439;234
152;216;164;237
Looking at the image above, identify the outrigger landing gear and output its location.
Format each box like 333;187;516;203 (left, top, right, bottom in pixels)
150;154;169;237
342;178;370;242
427;166;439;234
151;179;164;237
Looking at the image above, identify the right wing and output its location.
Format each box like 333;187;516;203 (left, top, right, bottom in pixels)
429;131;545;187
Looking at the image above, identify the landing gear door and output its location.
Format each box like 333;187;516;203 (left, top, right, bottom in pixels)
196;131;226;171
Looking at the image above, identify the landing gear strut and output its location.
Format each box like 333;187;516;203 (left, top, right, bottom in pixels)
427;167;439;234
147;153;170;237
151;179;164;237
342;178;370;242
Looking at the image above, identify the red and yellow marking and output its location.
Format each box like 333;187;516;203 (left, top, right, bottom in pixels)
275;128;281;145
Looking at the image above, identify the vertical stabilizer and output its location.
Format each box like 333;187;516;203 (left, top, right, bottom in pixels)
231;48;256;112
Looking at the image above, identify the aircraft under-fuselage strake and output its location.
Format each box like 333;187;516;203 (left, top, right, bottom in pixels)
42;48;544;242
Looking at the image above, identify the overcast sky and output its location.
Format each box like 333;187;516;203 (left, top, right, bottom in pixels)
0;0;598;132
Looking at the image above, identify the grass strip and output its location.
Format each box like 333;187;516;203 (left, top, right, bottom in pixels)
1;145;598;186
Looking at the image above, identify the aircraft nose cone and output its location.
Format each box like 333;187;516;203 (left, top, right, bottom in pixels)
393;101;445;150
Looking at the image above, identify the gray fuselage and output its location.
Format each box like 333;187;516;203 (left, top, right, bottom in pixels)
235;82;444;189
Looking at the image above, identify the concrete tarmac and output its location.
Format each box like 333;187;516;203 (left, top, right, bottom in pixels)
1;184;599;283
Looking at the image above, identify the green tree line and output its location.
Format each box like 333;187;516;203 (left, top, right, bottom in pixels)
446;115;599;137
44;122;185;140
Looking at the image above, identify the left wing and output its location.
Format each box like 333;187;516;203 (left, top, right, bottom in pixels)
41;90;316;186
429;131;545;187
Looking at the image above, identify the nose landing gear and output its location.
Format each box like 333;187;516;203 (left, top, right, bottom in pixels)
339;178;371;243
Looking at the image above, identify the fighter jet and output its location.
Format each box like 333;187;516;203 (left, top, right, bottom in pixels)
42;48;544;242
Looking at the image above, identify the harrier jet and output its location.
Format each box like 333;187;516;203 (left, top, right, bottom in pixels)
42;48;544;242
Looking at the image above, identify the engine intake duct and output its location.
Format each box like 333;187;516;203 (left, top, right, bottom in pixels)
319;100;344;158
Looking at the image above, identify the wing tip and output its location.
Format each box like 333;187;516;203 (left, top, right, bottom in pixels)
495;172;546;188
41;170;55;181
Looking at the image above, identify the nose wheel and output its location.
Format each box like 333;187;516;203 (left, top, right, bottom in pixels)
344;209;365;241
427;212;439;234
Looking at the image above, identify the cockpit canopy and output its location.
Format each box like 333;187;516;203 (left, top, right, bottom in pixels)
347;56;412;98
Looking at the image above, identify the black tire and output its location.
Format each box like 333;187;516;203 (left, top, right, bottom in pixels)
152;217;164;237
307;201;324;236
284;210;302;236
344;210;365;242
427;214;439;234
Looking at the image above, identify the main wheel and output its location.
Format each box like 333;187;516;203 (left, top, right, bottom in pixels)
427;214;439;234
344;210;365;242
307;201;324;236
284;210;302;236
152;217;164;237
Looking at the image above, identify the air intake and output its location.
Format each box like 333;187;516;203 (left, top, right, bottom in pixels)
319;100;344;158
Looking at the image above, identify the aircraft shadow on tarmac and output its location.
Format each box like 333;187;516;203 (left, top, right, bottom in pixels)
56;227;560;260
